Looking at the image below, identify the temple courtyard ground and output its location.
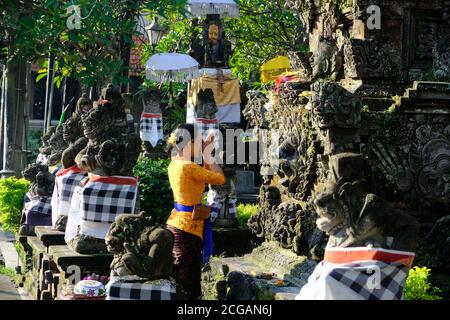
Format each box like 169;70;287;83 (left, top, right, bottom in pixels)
0;227;23;300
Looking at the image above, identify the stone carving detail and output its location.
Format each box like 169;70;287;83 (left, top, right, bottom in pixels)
433;33;450;81
242;90;269;130
106;212;174;280
61;94;92;169
22;163;55;198
313;153;420;251
189;14;232;68
310;38;343;81
344;38;401;80
78;85;141;177
66;84;142;254
47;126;68;167
309;81;362;155
369;82;450;210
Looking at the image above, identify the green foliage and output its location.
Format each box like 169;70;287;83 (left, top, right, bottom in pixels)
133;157;173;225
152;0;304;84
1;0;187;86
0;266;15;277
236;203;259;227
404;267;442;300
228;0;304;83
0;178;30;234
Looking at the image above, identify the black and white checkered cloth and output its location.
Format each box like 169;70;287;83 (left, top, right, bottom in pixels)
194;118;219;141
24;193;52;216
58;171;88;202
140;113;163;147
80;177;138;223
296;260;410;300
328;261;408;300
106;278;177;300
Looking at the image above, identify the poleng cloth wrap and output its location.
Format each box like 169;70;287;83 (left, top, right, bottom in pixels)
23;192;52;226
80;175;138;223
140;113;163;147
296;247;415;300
52;166;87;226
187;74;241;107
193;118;219;142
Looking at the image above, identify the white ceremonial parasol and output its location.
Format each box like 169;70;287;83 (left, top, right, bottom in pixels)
145;53;200;127
186;0;240;18
145;52;200;83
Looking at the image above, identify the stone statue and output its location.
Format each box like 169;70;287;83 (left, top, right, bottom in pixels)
18;163;55;235
66;84;141;254
193;14;232;68
310;38;343;81
47;126;68;168
195;88;219;120
22;163;55;198
37;126;57;165
243;90;269;130
309;81;362;155
313;153;419;251
432;34;450;81
61;94;92;169
105;212;174;279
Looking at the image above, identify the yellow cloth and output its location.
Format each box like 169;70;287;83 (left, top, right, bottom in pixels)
188;75;241;107
260;56;292;83
166;159;225;239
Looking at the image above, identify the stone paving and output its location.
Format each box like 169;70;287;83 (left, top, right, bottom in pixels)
0;226;21;300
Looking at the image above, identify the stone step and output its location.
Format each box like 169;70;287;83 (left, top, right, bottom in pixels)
209;242;316;300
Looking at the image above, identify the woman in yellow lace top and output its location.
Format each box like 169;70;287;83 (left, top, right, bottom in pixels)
166;124;225;300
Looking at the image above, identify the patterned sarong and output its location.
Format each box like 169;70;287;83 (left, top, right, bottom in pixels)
140;113;163;147
23;192;52;226
296;247;415;300
52;166;87;226
106;278;177;300
80;176;138;223
193;118;219;142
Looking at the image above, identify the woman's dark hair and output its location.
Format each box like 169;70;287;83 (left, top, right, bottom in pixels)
167;123;197;156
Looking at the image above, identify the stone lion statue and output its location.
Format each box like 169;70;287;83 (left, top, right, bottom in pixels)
105;212;174;280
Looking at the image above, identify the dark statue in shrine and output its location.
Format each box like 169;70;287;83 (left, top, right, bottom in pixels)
195;88;218;119
313;153;420;252
189;15;232;68
106;212;174;280
139;88;164;152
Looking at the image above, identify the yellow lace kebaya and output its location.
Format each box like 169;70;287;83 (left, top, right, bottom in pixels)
166;158;225;239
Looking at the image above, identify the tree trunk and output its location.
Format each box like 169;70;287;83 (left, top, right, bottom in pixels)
1;56;29;177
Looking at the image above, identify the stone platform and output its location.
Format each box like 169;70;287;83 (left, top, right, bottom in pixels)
204;241;317;300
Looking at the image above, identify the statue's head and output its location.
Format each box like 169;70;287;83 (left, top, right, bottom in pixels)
62;116;83;144
310;81;362;130
22;163;55;197
100;84;124;108
76;93;93;115
141;88;162;114
196;89;218;119
106;213;148;254
208;23;220;44
47;126;68;165
310;37;342;81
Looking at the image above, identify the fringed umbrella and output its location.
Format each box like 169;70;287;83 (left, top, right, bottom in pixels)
145;53;200;127
186;0;240;18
